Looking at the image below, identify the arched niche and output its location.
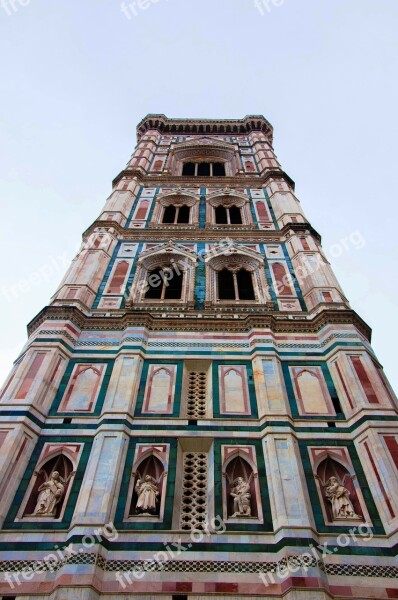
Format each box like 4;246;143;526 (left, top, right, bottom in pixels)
315;455;362;522
221;448;264;524
23;453;75;519
225;455;257;519
127;451;168;521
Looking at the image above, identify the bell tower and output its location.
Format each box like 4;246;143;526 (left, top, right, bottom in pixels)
0;114;397;599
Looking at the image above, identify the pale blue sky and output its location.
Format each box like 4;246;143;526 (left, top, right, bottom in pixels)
0;0;397;391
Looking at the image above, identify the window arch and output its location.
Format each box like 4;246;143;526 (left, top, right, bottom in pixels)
144;266;184;300
207;193;253;227
150;192;199;227
215;205;243;225
217;268;255;301
205;245;269;305
182;161;226;177
162;204;191;224
167;138;238;176
127;242;197;306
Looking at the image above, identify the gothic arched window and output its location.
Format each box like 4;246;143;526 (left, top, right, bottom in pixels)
162;204;191;224
217;268;255;301
144;266;184;300
182;161;226;177
215;205;243;225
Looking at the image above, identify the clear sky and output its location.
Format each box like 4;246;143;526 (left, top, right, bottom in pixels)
0;0;397;391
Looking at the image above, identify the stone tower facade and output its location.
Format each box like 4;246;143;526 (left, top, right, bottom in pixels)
0;114;397;600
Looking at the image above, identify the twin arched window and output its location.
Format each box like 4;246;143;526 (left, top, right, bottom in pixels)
218;268;255;301
162;204;190;224
215;205;242;225
144;266;184;300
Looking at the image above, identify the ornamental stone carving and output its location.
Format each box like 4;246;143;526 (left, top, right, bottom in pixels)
230;476;252;517
134;475;159;514
323;476;361;520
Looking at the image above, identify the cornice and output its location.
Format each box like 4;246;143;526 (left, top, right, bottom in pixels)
82;221;322;244
27;305;371;341
111;168;295;190
135;114;274;143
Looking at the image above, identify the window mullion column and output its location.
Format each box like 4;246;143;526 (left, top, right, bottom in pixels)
195;163;198;177
233;273;239;300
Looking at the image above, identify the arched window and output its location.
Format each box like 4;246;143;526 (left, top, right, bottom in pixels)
215;205;242;225
215;206;228;224
229;205;242;224
236;269;255;300
182;162;195;176
198;162;210;176
182;161;226;177
162;204;191;224
162;205;176;224
144;267;184;300
217;268;255;301
218;269;235;299
213;162;226;176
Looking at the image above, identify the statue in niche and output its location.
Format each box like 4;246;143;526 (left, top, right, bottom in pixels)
319;475;361;520
135;474;160;514
33;469;75;517
230;476;252;517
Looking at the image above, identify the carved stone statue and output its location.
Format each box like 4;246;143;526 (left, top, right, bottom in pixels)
322;475;361;520
135;475;159;514
230;476;251;517
33;471;65;516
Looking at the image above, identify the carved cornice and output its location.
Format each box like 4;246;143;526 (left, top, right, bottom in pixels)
135;114;274;142
82;221;322;245
112;168;295;190
27;305;372;341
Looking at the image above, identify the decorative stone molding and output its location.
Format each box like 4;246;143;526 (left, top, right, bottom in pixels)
136;114;274;142
204;242;268;305
150;190;200;227
126;241;198;307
